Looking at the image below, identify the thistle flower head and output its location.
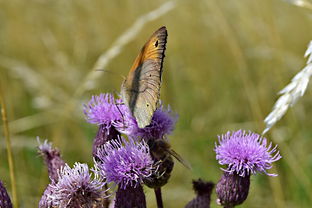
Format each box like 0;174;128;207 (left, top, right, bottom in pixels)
45;163;106;208
215;130;282;177
39;184;54;208
116;104;178;140
96;137;154;189
83;93;126;130
135;105;177;140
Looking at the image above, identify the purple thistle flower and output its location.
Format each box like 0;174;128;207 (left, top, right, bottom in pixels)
83;93;125;158
38;138;66;183
39;184;54;208
95;137;154;190
96;138;153;208
215;130;282;177
83;93;126;129
43;163;107;208
135;105;177;140
116;104;177;141
0;180;12;208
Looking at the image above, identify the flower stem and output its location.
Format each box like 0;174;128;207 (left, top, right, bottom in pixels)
103;183;110;208
154;187;163;208
0;88;18;207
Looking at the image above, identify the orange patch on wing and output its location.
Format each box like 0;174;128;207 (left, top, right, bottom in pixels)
128;36;160;73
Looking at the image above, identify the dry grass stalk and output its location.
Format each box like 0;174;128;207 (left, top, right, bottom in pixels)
0;87;18;207
263;41;312;134
285;0;312;9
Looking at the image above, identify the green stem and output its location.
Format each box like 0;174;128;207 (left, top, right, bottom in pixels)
0;87;18;207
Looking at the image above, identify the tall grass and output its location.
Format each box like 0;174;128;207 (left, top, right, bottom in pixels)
0;88;18;207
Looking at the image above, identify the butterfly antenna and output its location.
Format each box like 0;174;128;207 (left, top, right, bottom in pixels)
114;97;126;130
95;69;125;80
112;90;124;105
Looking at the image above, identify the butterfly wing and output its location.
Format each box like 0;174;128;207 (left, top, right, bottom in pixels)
121;26;167;128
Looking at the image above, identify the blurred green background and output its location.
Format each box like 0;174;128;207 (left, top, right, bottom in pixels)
1;0;312;207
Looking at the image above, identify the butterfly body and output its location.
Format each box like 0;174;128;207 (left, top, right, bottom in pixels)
121;26;167;128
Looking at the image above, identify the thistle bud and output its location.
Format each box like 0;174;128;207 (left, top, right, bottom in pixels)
38;139;65;182
185;179;214;208
216;172;250;207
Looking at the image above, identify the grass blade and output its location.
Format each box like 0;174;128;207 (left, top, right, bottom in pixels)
0;86;18;207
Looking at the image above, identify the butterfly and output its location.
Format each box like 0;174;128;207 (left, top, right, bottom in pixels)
120;26;167;128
